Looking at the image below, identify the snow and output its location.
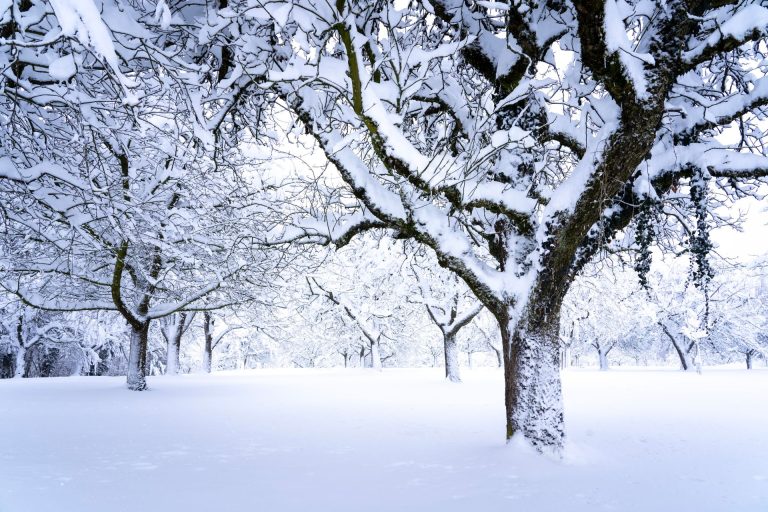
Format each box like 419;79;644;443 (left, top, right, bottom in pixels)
1;368;766;511
603;0;653;99
48;54;76;81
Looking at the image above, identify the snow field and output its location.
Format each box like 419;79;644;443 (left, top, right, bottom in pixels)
0;368;766;511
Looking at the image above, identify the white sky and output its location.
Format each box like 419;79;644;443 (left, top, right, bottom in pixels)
712;196;768;260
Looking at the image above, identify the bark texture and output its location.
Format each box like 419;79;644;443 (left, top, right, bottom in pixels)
502;314;564;452
203;312;213;374
443;334;461;383
126;323;149;391
370;338;382;371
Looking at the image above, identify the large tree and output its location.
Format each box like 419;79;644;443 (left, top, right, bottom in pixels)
0;0;274;390
3;0;768;454
240;0;768;452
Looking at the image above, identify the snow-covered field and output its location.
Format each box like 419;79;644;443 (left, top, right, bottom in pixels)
1;368;766;512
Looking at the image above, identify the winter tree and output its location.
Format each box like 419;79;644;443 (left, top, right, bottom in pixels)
2;0;768;455
408;253;483;382
227;0;768;451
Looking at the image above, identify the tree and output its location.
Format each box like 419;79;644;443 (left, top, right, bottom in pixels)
563;267;654;370
409;255;483;382
0;302;79;378
2;0;768;453
160;313;196;376
242;0;768;452
201;312;245;374
305;239;417;370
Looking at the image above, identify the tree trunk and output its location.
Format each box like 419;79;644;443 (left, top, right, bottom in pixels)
127;323;150;391
660;322;692;371
13;344;26;378
746;350;754;370
203;312;213;374
597;344;609;371
13;315;25;378
499;309;564;453
202;343;212;373
370;338;382;370
165;312;188;376
166;338;180;375
490;344;502;368
358;346;365;368
443;334;461;383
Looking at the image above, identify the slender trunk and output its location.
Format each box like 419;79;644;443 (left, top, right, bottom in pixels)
443;333;461;383
490;344;502;368
203;313;213;374
127;323;150;391
14;315;25;378
358;346;365;368
499;309;564;453
660;322;692;371
746;350;753;370
370;338;382;370
13;344;25;378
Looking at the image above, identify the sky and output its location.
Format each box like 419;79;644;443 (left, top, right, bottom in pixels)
712;197;768;261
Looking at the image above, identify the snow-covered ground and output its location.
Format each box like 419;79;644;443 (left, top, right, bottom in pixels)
1;368;766;512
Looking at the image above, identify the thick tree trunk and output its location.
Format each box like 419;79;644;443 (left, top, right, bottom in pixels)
127;323;150;391
166;339;180;375
746;350;754;370
597;344;609;371
370;338;382;370
202;344;212;373
443;334;461;383
499;309;564;453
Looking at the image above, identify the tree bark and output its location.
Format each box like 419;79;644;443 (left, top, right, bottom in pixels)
165;312;188;376
597;343;609;371
127;323;150;391
166;339;179;375
13;344;26;379
498;307;564;453
660;322;692;371
370;337;382;370
203;312;213;374
13;315;25;378
443;333;461;383
490;344;502;368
